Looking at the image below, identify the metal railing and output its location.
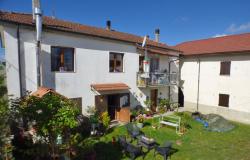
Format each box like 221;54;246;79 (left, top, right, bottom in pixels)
137;72;177;87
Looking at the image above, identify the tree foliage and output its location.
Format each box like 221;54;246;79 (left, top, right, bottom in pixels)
11;92;80;158
0;71;13;159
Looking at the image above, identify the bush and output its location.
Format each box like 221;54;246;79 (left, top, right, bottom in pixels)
10;93;80;158
100;112;110;131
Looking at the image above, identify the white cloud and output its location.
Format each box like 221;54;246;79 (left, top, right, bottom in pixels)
213;34;227;38
226;22;250;33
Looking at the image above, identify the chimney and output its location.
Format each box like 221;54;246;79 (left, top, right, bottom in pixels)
155;28;160;42
32;0;41;21
106;20;111;30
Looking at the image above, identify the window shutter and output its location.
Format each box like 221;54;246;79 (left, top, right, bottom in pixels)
220;61;231;75
218;94;229;107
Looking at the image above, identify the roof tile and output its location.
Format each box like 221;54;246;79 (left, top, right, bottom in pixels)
175;33;250;56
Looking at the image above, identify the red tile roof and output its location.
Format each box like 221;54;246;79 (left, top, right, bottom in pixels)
91;83;130;92
175;33;250;56
32;86;64;98
0;10;178;51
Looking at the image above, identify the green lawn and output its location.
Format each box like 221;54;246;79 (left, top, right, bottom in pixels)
93;115;250;160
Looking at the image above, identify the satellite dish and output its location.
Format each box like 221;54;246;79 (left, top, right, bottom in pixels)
142;36;147;48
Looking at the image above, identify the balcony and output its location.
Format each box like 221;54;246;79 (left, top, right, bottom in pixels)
137;72;177;87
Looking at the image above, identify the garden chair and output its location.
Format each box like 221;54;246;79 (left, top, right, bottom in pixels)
118;135;128;152
126;143;145;160
118;136;145;160
154;141;172;160
126;123;143;142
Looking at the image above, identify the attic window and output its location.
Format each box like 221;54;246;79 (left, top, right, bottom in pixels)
220;61;231;75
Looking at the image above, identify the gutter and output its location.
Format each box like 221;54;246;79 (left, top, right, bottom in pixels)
0;19;179;52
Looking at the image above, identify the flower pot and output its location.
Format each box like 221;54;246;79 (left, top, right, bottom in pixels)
137;122;144;128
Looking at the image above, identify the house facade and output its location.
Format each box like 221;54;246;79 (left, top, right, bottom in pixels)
176;33;250;124
0;11;179;122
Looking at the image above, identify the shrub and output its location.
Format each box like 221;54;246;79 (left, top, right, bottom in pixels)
144;99;152;111
10;93;80;159
100;112;110;131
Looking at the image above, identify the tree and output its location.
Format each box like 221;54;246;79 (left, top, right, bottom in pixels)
0;69;13;160
11;92;80;159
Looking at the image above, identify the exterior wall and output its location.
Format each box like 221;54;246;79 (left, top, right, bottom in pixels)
3;25;22;97
180;54;250;123
2;23;179;114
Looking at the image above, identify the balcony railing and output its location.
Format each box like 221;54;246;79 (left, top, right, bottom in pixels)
137;72;177;87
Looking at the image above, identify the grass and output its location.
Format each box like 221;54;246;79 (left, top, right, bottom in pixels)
92;114;250;160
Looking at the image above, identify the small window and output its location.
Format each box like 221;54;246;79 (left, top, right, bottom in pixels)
220;61;231;75
109;52;124;72
218;94;229;107
51;46;74;72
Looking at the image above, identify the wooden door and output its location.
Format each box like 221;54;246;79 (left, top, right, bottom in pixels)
150;89;158;112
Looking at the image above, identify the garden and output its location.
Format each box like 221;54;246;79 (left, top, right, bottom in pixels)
1;83;250;160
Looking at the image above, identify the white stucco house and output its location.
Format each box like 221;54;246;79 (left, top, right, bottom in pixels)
175;33;250;124
0;11;180;122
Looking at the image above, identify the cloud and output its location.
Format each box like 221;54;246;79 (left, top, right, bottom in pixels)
226;22;250;33
213;34;227;38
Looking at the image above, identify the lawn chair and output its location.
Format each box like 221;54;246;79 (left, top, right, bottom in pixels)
126;143;145;160
118;135;128;152
126;123;143;142
154;141;172;160
118;135;145;160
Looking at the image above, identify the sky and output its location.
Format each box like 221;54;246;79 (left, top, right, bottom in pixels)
0;0;250;59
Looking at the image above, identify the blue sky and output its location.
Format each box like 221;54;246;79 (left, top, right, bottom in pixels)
0;0;250;48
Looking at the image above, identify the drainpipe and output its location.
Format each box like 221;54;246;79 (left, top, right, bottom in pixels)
196;58;201;111
17;25;23;97
33;0;43;87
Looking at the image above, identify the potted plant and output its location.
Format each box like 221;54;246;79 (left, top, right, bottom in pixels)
144;100;153;116
159;98;170;112
89;114;99;135
136;114;144;128
130;109;138;122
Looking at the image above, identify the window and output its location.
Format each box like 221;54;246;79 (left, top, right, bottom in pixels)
51;46;74;72
120;93;130;107
218;94;229;107
150;57;159;72
220;61;231;75
139;56;144;72
109;52;124;72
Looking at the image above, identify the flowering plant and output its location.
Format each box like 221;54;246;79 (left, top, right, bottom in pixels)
137;114;145;123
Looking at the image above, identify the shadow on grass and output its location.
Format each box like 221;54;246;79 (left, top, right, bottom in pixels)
144;121;151;127
94;141;124;160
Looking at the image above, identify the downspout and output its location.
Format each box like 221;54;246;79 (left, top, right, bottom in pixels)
17;25;23;97
196;58;201;111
